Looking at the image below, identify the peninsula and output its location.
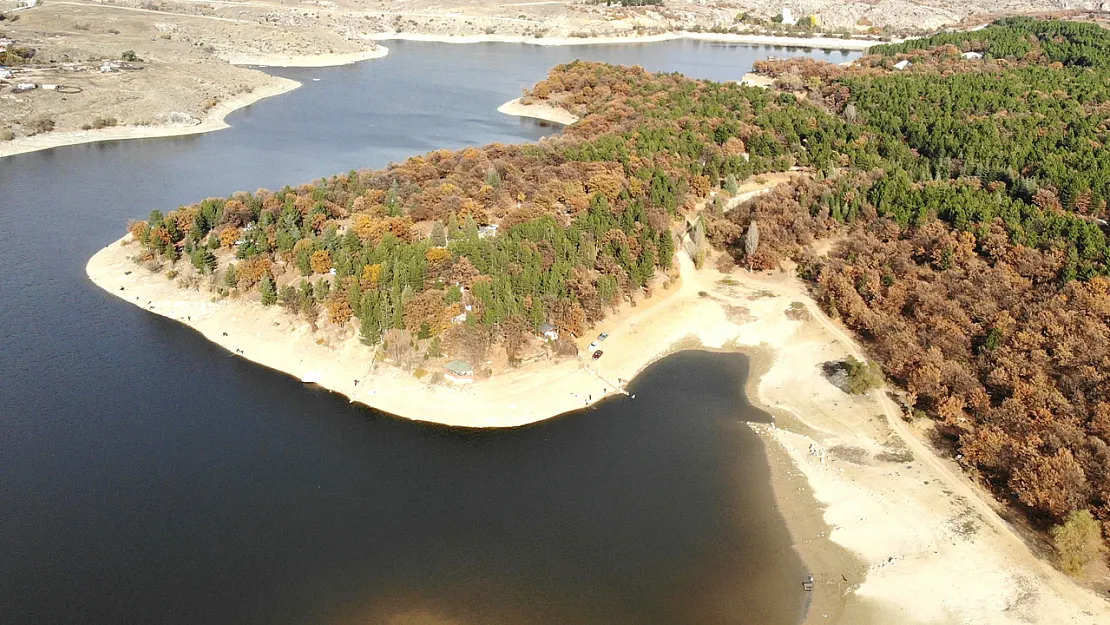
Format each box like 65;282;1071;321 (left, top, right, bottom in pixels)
89;18;1110;624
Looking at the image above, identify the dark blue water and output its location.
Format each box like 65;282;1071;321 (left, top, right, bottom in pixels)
0;40;858;624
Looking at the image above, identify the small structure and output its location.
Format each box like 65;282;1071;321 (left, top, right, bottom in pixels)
451;311;467;324
13;82;35;92
100;62;117;73
444;359;474;384
0;67;12;80
780;8;796;26
478;224;499;239
892;60;911;71
961;51;983;60
42;84;58;91
538;322;559;341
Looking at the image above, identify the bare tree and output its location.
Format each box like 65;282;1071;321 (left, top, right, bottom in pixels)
844;103;858;124
745;220;760;271
691;216;708;268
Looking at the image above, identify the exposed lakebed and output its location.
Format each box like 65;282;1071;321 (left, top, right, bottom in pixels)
0;40;858;623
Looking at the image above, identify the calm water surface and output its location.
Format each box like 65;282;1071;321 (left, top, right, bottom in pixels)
0;40;858;624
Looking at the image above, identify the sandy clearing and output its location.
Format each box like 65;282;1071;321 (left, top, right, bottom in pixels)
497;97;579;125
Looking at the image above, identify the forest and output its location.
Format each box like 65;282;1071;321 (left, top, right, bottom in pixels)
126;18;1110;557
726;17;1110;558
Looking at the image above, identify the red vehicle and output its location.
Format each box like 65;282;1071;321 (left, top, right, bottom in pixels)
592;350;603;360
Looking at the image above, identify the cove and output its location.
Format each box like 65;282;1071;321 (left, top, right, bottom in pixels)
0;40;857;624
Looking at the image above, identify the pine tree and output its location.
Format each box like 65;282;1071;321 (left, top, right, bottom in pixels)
385;178;401;217
224;263;239;288
430;221;447;246
447;213;460;239
724;174;739;194
260;275;277;306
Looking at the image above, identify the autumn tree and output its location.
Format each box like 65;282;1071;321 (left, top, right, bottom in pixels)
1051;510;1104;576
310;250;333;274
326;290;353;324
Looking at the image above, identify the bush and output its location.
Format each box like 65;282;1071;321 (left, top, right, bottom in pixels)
28;117;55;134
823;356;883;394
0;129;13;141
121;50;140;62
1052;510;1104;575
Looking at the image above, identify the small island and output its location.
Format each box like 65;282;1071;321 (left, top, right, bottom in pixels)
91;18;1110;616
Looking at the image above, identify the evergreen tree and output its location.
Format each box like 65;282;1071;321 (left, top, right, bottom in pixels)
430;221;447;247
260;275;277;306
223;263;239;288
447;213;460;239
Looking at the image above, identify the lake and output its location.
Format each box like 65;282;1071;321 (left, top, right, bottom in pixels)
0;39;859;624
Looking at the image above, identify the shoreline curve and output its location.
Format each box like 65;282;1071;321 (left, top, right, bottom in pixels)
0;46;391;161
368;31;876;51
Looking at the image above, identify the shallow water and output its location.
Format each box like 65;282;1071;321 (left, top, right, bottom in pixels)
0;40;858;624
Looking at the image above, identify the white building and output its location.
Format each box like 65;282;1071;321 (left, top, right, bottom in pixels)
961;52;983;60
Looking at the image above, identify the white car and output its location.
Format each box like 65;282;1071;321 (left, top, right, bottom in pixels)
588;341;600;350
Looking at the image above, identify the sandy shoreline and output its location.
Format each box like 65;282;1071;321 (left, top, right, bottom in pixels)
369;31;877;51
497;97;579;125
0;77;300;159
0;46;390;160
221;46;389;67
87;224;1110;623
86;221;1110;625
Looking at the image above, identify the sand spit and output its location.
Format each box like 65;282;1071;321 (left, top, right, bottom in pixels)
497;98;579;125
369;31;876;51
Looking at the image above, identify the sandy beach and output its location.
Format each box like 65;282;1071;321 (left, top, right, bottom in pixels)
369;31;877;51
497;98;580;126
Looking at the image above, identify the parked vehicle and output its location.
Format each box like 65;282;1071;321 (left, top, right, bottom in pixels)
588;341;600;350
592;350;603;360
597;332;609;341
